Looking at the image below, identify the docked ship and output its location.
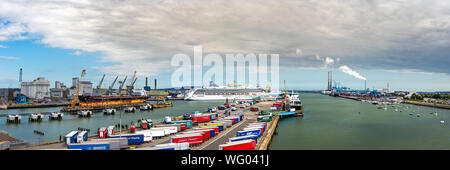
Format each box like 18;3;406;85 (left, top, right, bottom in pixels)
184;82;269;101
286;93;303;116
78;95;149;108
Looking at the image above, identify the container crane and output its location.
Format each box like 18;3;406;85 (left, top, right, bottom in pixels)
16;68;27;104
68;69;86;109
126;71;137;95
95;74;106;94
107;76;119;95
118;76;127;95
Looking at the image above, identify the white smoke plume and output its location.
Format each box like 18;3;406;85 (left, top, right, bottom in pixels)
338;65;366;80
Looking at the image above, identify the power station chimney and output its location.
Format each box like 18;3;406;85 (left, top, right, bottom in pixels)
154;79;157;90
327;71;332;90
365;80;367;90
145;77;148;87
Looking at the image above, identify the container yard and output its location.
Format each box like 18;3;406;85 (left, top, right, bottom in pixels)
5;98;287;150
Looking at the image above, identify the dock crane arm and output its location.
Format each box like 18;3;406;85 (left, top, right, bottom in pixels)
96;74;106;94
107;76;119;95
118;76;127;95
69;69;86;109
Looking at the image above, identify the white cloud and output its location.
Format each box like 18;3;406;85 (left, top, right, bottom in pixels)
0;45;7;48
72;51;83;56
0;56;20;60
0;0;449;76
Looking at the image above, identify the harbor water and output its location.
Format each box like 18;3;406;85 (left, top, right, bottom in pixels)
0;100;223;144
269;93;450;150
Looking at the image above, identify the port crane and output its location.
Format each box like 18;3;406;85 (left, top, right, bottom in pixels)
126;71;137;95
68;69;86;109
16;68;27;104
118;76;127;95
95;74;106;95
107;76;119;95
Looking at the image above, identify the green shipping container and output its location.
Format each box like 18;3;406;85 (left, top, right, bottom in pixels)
258;116;272;122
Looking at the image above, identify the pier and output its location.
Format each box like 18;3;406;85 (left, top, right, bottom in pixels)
10;100;283;150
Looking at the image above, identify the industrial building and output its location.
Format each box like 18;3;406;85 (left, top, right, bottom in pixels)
0;88;20;103
50;81;68;98
69;77;93;96
20;77;51;99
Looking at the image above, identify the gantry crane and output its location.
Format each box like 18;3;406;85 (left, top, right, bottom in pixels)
95;74;106;94
126;71;137;95
16;68;27;104
118;76;127;95
68;69;86;109
107;76;119;95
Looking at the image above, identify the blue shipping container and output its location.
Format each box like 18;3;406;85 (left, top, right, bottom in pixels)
229;135;259;144
68;143;110;150
109;134;144;144
236;129;262;137
65;131;79;145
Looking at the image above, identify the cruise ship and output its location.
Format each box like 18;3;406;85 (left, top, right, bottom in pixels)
184;82;271;101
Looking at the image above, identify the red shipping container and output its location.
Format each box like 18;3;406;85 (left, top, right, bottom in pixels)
191;115;211;123
225;118;236;124
194;127;219;135
219;140;255;150
98;127;107;139
179;123;187;131
171;134;203;145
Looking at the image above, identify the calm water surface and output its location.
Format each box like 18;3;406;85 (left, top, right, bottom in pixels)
269;93;450;150
0;100;223;144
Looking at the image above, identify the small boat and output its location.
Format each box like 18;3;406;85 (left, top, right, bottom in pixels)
49;112;64;120
78;110;93;117
7;115;22;123
103;108;116;115
416;114;420;117
29;113;44;121
139;104;152;110
434;112;438;116
440;120;445;124
124;106;136;112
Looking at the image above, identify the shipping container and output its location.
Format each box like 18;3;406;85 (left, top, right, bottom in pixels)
150;127;171;136
107;126;115;136
170;133;203;145
77;131;89;143
243;127;264;135
155;124;181;132
67;142;111;150
64;131;79;145
148;129;166;138
182;130;210;141
236;129;262;137
136;143;190;150
151;126;177;134
98;127;107;139
218;139;255;150
135;130;153;142
109;134;144;145
247;123;267;131
201;124;224;132
212;120;232;127
89;138;128;149
193;127;219;135
170;120;193;128
228;135;258;144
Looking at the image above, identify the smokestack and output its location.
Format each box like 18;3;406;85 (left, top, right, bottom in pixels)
327;71;332;90
365;80;367;90
154;79;157;90
145;77;148;87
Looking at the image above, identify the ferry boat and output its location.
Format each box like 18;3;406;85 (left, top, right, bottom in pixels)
184;82;268;101
287;94;303;115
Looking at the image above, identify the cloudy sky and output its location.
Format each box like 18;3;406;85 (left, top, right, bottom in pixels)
0;0;449;91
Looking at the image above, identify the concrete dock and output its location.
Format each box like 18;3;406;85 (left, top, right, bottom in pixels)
11;100;280;150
